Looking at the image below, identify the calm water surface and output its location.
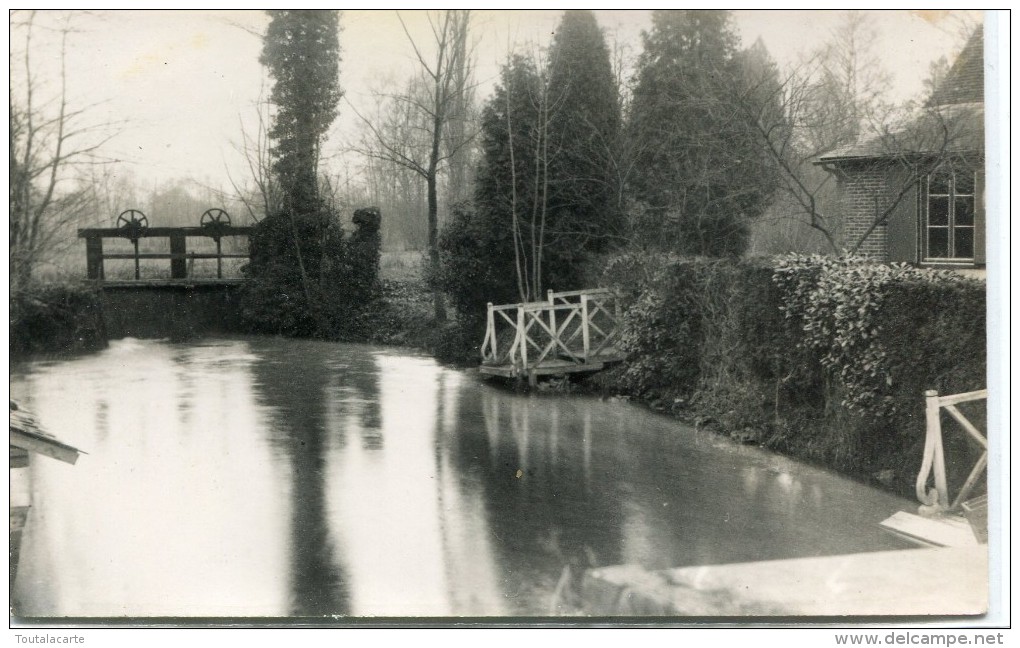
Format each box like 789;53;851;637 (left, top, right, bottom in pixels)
10;337;911;618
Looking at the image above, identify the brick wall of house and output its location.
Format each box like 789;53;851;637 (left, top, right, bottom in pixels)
839;165;890;260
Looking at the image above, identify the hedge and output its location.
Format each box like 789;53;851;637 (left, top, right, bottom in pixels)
599;252;987;495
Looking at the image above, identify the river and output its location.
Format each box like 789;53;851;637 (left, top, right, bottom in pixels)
10;336;913;618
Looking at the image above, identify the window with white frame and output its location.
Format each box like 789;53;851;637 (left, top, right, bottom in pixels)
923;165;976;262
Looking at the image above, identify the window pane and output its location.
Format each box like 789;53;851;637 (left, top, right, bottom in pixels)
955;196;975;225
929;170;951;194
928;196;949;226
928;228;949;258
955;227;974;258
955;171;975;195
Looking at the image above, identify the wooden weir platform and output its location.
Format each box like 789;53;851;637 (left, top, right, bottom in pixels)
480;288;625;385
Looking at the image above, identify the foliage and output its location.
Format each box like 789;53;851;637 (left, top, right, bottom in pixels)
772;253;970;414
345;207;383;300
462;11;624;303
248;10;379;339
11;283;107;356
611;258;705;397
626;10;781;257
261;10;342;212
240;209;337;336
240;204;381;338
354;276;478;365
434;202;519;325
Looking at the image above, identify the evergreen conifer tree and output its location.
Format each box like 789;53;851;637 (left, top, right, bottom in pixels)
628;10;779;256
544;9;622;288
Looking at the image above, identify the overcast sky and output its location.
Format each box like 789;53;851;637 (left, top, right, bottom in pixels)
10;9;990;197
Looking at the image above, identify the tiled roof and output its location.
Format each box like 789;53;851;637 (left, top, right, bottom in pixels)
930;26;984;106
819;102;983;163
818;26;984;164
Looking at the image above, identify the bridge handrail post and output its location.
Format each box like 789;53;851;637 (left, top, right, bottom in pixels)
581;294;591;359
517;305;528;371
482;302;496;362
548;299;557;354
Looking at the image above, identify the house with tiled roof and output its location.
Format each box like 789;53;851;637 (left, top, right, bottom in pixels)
818;26;985;268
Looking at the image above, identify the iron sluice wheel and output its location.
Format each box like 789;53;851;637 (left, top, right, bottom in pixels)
117;209;148;229
116;209;148;241
200;208;231;228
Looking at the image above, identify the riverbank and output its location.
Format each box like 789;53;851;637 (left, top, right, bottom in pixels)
10;283;107;357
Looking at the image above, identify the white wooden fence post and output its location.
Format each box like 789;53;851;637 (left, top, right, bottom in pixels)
486;302;496;361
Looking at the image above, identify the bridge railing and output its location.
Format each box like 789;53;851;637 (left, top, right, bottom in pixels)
78;209;252;281
547;288;622;361
916;389;988;514
481;288;623;378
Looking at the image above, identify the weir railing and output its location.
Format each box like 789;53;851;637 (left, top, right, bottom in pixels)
78;209;252;282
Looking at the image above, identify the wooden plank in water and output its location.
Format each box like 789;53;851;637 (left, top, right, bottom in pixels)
479;365;516;378
879;511;979;547
530;358;599;373
479;358;609;380
9;428;81;465
9;408;83;465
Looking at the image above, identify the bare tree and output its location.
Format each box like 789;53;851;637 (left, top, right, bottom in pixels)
353;79;431;250
351;10;476;320
227;85;281;223
9;11;116;289
734;11;962;255
734;21;971;255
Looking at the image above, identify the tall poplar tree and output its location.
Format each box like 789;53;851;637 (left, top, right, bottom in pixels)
439;12;626;312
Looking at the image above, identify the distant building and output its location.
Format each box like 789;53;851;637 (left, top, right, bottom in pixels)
818;26;985;268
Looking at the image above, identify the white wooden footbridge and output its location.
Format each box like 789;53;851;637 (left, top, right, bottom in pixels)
480;288;625;386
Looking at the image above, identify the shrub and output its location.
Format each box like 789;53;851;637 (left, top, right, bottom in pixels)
239;204;382;339
435;203;519;326
11;283;107;356
609;257;706;399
